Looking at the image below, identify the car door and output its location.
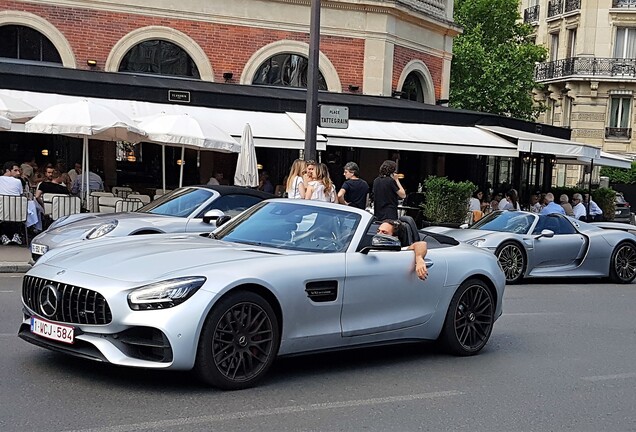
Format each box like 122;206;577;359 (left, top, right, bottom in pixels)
341;238;447;338
186;193;263;231
531;214;586;267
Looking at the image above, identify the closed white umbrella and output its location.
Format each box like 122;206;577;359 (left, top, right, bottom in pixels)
137;113;240;188
234;123;259;187
0;93;40;122
0;115;10;130
25;100;146;206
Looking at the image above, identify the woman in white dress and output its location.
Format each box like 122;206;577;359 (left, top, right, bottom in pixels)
285;159;306;199
305;163;336;203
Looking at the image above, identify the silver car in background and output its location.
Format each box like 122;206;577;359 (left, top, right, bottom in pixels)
30;185;272;261
427;210;636;284
19;200;505;390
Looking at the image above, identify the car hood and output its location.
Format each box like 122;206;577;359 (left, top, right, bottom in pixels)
33;234;284;282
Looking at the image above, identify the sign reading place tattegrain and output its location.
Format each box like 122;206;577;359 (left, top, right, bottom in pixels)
319;105;349;129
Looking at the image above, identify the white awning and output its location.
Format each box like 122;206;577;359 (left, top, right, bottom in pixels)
287;113;519;157
477;125;601;160
0;89;325;150
556;151;633;169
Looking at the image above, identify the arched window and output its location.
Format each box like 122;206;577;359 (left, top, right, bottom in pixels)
401;72;425;102
119;40;200;78
0;25;62;64
252;53;327;90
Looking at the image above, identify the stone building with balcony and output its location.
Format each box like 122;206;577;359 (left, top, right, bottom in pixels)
523;0;636;184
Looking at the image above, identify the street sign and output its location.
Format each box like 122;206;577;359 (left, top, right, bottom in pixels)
320;105;349;129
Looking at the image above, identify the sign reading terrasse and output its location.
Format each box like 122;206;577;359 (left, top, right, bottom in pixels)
319;105;349;129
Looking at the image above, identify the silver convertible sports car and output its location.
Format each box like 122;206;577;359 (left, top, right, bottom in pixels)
427;210;636;284
30;185;272;261
19;200;505;390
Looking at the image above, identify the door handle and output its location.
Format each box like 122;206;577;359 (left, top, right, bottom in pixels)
424;259;434;268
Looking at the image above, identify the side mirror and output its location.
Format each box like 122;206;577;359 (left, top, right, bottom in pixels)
215;215;232;227
460;223;469;229
360;234;402;255
536;229;554;239
202;209;225;224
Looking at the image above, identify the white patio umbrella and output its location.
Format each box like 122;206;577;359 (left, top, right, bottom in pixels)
234;123;259;187
0;93;40;122
25;100;146;206
136;113;240;188
0;115;11;131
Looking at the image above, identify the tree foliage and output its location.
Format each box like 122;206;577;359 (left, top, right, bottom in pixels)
450;0;547;120
600;163;636;184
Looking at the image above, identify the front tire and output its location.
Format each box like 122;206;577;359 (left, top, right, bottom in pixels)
609;242;636;284
496;242;526;284
440;279;494;356
194;291;280;390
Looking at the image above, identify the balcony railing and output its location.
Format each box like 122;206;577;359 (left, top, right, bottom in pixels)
613;0;636;8
548;0;563;17
606;128;632;139
524;5;540;23
565;0;581;12
535;57;636;81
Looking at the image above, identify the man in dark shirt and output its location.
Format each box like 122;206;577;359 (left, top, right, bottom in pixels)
337;162;369;209
372;160;406;220
35;169;70;205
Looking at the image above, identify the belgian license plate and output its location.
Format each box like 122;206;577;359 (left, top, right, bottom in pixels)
30;316;74;344
31;243;48;255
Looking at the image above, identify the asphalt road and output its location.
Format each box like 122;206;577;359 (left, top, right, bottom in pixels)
2;273;636;432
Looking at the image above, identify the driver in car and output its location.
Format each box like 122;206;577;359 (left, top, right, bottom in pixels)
377;220;428;280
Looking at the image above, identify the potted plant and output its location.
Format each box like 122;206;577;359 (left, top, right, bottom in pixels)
420;176;476;228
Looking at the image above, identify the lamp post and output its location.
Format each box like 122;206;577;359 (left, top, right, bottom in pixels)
304;0;321;162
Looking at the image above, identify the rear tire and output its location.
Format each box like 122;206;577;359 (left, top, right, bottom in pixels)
194;291;280;390
609;242;636;284
440;279;494;356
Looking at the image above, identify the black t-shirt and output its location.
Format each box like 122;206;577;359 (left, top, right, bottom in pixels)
38;182;70;195
372;176;399;220
341;178;369;209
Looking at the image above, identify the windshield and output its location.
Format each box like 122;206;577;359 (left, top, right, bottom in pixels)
471;211;536;234
215;201;361;252
138;188;215;217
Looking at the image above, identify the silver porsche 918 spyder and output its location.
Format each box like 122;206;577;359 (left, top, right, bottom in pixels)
19;200;505;390
30;185;272;261
426;210;636;284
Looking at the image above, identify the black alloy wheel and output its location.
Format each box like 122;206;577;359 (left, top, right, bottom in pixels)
496;242;525;284
610;242;636;284
440;279;494;356
195;291;280;390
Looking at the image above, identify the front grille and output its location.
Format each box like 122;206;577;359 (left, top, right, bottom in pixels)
22;275;112;325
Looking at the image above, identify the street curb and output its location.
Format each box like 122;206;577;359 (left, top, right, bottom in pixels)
0;262;32;273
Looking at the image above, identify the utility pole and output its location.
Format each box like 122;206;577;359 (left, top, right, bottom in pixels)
304;0;320;162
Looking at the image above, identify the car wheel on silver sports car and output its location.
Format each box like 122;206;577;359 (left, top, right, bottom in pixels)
194;291;280;390
609;241;636;284
440;279;494;356
496;241;525;284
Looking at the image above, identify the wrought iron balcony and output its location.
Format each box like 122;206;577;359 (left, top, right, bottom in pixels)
524;5;540;23
535;57;636;81
613;0;636;8
565;0;581;12
548;0;563;17
605;128;632;139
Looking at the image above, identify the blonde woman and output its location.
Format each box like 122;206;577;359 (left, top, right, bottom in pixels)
285;159;306;199
305;163;336;202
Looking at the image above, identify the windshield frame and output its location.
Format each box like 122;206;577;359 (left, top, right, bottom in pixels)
137;187;217;218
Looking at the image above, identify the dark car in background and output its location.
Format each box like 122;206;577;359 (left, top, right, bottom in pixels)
615;193;631;223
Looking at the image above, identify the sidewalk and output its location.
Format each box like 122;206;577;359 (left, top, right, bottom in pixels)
0;245;33;273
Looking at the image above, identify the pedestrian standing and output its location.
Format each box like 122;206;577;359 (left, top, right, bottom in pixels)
337;162;369;209
305;163;336;202
372;160;406;220
285;159;306;199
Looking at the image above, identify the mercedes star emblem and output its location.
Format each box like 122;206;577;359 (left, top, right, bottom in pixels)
38;284;59;318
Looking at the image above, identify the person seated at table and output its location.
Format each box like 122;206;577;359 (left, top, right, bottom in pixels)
0;161;26;245
71;169;104;196
376;219;428;280
34;169;70;206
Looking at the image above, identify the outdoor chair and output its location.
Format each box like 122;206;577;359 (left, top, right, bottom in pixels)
112;186;133;198
127;193;151;205
115;198;143;213
51;195;82;221
0;194;29;245
98;196;123;213
89;192;115;213
42;193;70;215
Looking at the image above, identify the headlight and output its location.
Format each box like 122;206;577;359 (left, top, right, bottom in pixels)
127;277;207;310
48;215;70;230
86;221;118;239
466;238;487;247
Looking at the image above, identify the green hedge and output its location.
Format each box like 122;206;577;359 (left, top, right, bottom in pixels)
420;176;476;224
